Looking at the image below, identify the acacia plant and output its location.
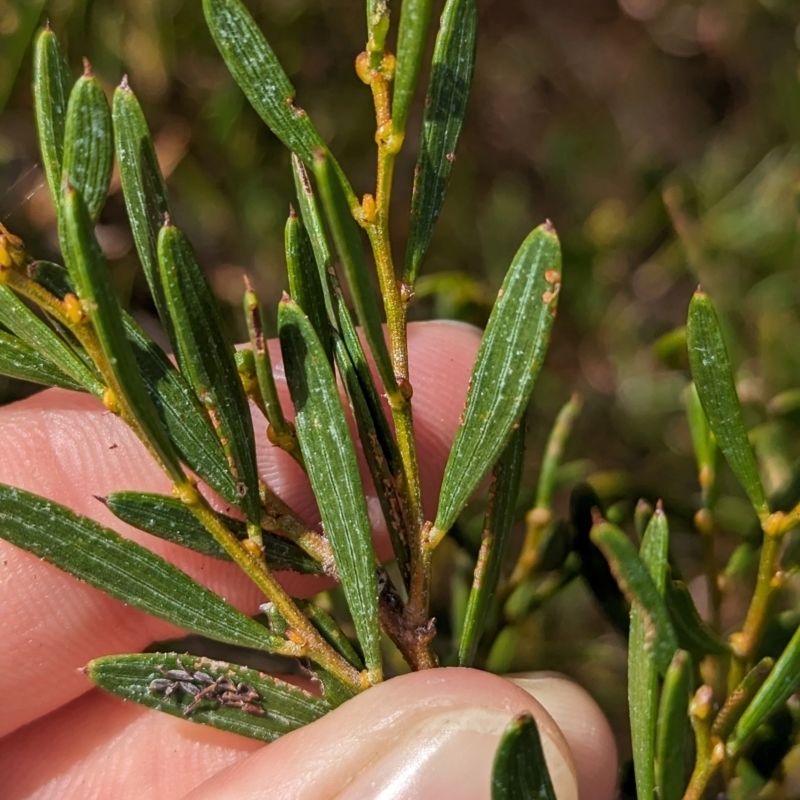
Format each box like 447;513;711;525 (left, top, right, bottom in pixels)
3;1;800;798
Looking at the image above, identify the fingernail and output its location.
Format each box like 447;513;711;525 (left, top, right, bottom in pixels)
336;704;577;800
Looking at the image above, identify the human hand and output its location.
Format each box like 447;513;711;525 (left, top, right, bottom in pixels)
0;321;617;799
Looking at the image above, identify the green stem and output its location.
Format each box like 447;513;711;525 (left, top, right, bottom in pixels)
178;480;363;692
683;685;725;800
506;395;581;589
729;512;787;686
259;482;336;575
356;47;435;664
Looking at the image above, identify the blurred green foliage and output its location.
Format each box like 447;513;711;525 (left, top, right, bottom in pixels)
3;0;800;770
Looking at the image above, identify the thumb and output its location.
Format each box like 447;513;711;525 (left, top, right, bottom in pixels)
182;669;617;800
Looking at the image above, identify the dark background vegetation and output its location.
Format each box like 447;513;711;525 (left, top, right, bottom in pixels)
2;0;800;775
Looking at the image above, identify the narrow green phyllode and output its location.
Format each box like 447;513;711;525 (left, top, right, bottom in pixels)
432;222;561;545
687;289;768;521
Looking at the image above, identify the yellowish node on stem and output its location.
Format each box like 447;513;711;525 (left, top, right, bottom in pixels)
266;424;280;446
286;628;305;647
361;667;383;688
375;121;393;146
527;506;552;528
241;538;263;559
728;630;748;660
380;53;396;81
361;193;377;224
765;510;786;538
694;507;713;536
0;244;11;274
63;293;86;324
355;51;372;84
690;684;714;720
102;387;121;414
426;522;444;550
0;224;26;273
173;479;201;506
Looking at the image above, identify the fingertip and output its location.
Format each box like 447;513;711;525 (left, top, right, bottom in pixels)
186;668;579;800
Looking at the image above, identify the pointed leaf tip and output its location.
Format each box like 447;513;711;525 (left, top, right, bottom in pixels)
434;223;561;536
82;57;93;76
687;290;767;519
491;710;557;800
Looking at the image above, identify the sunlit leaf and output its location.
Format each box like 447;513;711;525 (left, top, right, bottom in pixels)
491;711;557;800
365;0;390;53
25;258;238;504
299;600;365;671
664;576;730;658
309;666;358;708
712;658;773;742
279;296;382;677
124;319;240;505
61;61;113;223
292;158;410;572
87;652;329;741
27;258;74;298
392;0;434;136
32;25;72;207
535;393;582;509
62;185;185;483
0;485;281;651
687;289;768;520
629;506;669;800
403;0;477;283
157;219;261;524
655;649;692;800
684;381;717;497
570;483;629;636
591;519;679;674
102;491;324;576
433;223;561;541
292;156;399;476
459;420;526;666
338;343;411;580
0;285;101;394
313;151;396;395
285;209;332;366
728;622;800;756
203;0;330;169
242;282;296;454
0;330;86;391
112;79;173;337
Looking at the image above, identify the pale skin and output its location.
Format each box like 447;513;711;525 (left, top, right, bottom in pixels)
0;321;617;799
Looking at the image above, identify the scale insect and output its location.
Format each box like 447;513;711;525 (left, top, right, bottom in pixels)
147;660;264;717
